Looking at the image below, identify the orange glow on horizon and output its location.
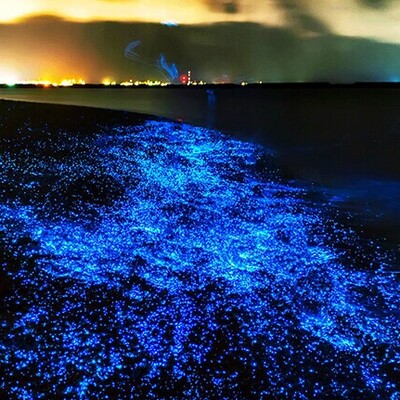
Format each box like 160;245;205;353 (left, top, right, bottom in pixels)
101;76;118;86
0;77;87;86
0;0;285;27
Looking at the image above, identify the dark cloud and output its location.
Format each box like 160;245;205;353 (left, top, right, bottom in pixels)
15;14;68;23
278;0;330;35
204;0;240;14
295;14;330;35
359;0;392;9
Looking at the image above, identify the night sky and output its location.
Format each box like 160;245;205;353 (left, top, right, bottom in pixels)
2;0;400;82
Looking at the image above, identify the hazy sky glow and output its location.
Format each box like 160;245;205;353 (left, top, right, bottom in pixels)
1;0;400;43
2;0;400;83
1;0;284;25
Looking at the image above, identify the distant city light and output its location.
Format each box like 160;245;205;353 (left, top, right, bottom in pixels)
133;80;165;86
20;80;54;86
0;76;263;87
102;78;117;86
120;80;134;87
0;68;19;85
3;78;86;87
180;74;188;85
60;78;86;87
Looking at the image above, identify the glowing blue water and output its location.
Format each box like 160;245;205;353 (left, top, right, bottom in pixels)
0;120;399;399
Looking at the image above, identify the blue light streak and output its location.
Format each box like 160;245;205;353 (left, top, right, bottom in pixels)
125;41;179;82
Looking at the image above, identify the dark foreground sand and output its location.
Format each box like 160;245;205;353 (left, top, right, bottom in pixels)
0;100;399;399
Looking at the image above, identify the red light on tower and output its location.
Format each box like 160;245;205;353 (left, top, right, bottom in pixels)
180;74;188;85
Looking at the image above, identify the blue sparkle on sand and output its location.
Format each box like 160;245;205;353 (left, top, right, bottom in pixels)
0;115;399;399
